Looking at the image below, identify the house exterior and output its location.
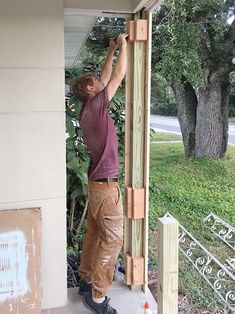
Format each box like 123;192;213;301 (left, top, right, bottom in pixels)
0;0;160;310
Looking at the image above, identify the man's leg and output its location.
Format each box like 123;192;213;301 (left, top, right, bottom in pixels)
79;208;100;283
89;184;123;299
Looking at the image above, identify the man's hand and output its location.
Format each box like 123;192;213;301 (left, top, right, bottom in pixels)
116;33;128;48
109;39;118;52
106;33;128;101
99;33;128;94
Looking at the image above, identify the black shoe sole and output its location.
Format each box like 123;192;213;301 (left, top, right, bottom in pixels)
82;297;98;313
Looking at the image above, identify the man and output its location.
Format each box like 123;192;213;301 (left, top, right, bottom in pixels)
72;33;128;314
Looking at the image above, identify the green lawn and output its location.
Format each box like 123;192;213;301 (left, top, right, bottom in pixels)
149;134;235;234
150;129;182;141
149;133;235;311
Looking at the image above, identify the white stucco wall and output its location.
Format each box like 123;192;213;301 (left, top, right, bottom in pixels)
0;0;67;309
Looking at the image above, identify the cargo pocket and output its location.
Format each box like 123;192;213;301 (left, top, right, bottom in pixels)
103;215;124;245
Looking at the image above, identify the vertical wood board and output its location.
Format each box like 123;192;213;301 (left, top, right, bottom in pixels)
124;11;153;290
124;37;134;255
132;41;146;189
157;217;179;314
143;12;152;292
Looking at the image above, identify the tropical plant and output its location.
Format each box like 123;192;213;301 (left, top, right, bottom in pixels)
65;67;89;246
65;18;126;246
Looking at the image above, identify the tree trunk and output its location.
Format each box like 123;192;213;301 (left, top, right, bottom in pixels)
172;81;197;156
221;77;231;155
195;75;230;158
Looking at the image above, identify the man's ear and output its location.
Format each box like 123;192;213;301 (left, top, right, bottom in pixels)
86;84;94;92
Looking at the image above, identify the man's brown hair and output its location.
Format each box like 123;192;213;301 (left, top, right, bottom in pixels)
72;72;96;103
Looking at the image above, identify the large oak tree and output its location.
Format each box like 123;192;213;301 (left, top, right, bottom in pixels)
152;0;235;158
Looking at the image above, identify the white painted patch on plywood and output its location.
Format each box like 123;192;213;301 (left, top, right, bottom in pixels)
0;230;28;301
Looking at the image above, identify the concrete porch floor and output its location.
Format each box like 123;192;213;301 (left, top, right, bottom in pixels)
42;281;157;314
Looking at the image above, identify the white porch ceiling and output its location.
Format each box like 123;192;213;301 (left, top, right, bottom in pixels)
64;14;96;67
64;0;149;14
64;0;161;67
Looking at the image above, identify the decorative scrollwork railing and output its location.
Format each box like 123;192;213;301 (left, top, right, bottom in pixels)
165;213;235;312
204;212;235;251
225;257;235;276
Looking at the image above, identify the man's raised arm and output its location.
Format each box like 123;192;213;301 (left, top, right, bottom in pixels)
99;40;118;87
106;33;128;101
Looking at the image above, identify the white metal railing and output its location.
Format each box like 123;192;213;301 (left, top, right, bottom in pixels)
204;212;235;251
165;212;235;312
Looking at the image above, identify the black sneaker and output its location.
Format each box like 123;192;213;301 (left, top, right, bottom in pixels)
78;280;92;297
84;295;117;314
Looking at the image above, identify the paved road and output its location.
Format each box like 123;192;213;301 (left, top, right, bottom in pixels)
150;115;235;144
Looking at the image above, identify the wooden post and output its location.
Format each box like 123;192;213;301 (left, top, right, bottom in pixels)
158;217;179;314
143;11;152;292
124;12;152;290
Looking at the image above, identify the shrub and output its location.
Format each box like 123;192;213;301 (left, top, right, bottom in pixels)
151;101;178;116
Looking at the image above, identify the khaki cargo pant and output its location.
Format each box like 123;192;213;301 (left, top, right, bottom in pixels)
79;181;123;298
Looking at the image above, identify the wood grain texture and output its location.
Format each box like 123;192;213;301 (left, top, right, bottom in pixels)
124;12;152;291
124;253;132;285
124;38;133;255
143;11;152;292
157;217;179;314
135;20;148;41
132;256;145;285
125;186;133;218
132;187;145;219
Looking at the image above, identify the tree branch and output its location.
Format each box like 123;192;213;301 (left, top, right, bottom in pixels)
210;63;235;83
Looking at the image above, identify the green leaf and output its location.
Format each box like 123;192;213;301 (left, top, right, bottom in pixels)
69;96;78;106
67;151;76;162
66;138;75;150
70;186;82;200
67;157;82;173
66;117;75;137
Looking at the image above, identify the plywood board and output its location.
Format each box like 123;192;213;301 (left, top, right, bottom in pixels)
0;208;41;314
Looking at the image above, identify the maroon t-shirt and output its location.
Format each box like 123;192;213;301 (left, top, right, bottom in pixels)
79;88;119;181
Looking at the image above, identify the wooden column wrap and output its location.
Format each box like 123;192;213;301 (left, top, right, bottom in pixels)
125;186;133;218
128;20;135;42
128;19;148;42
135;20;148;41
124;11;152;291
132;187;145;219
124;253;145;285
125;187;145;219
124;253;132;285
132;256;145;285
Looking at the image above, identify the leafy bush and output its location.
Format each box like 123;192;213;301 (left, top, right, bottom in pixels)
65;68;89;247
65;67;125;248
151;101;178;116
